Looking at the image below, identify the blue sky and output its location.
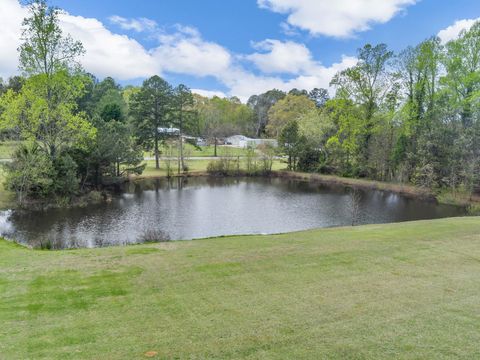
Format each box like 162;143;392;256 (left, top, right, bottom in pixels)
1;0;480;100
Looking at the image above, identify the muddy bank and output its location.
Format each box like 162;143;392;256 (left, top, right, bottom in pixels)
271;171;437;201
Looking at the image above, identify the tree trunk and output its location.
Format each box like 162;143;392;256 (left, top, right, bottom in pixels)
214;137;218;157
177;134;182;175
178;115;184;174
154;134;160;169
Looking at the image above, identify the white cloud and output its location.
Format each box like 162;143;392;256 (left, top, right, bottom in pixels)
60;14;159;80
239;39;357;100
151;26;232;78
108;15;158;33
192;89;227;98
246;39;315;74
437;18;480;44
258;0;417;38
0;0;357;102
224;55;356;101
0;0;26;78
0;0;158;80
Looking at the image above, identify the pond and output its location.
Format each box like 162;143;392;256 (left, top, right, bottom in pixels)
0;177;465;249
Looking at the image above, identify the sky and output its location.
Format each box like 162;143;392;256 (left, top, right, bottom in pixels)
0;0;479;101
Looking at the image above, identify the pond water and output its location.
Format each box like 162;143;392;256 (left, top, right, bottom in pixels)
0;177;465;249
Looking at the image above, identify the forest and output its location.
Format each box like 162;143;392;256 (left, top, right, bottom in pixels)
0;0;479;206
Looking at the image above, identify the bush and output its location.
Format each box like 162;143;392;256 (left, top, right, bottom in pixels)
297;147;321;172
138;229;171;243
258;143;276;174
206;158;238;176
467;203;480;216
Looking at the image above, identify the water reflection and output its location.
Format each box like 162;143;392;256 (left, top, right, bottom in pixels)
0;177;465;249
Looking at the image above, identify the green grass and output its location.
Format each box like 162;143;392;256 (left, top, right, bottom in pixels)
1;217;480;359
139;158;286;178
145;144;252;158
0;141;19;159
0;167;14;209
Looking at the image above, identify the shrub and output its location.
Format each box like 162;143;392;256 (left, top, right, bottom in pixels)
258;143;275;174
467;203;480;216
297;147;321;172
138;229;171;243
206;158;238;176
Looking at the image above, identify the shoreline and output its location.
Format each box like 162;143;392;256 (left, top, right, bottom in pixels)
2;216;477;252
131;170;479;207
2;169;477;212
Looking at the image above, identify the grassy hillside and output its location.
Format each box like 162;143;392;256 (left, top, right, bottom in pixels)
1;217;480;359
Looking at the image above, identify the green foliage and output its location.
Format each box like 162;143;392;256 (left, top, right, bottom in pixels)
279;120;306;171
196;95;255;138
1;0;479;206
467;203;480;215
0;71;95;158
52;153;79;196
129;75;173;169
266;94;316;137
19;0;84;76
297;147;322;173
247;89;286;136
4;143;54;203
206;158;239;176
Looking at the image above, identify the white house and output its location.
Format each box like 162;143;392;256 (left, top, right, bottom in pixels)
225;135;278;149
157;127;180;136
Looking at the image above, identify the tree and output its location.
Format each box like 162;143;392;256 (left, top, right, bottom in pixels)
201;105;232;157
172;84;195;173
323;99;363;176
347;188;362;226
297;108;336;149
309;88;330;107
279;120;304;171
442;22;480;127
247;89;286;136
394;37;443;183
1;0;94;160
98;119;143;179
130;76;173;169
0;71;95;158
331;44;394;170
266;94;316;137
6;76;26;94
4;143;54;205
19;0;84;77
195;95;254;156
289;88;308;96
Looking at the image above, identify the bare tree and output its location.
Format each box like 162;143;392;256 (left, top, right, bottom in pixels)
348;187;362;226
163;139;176;178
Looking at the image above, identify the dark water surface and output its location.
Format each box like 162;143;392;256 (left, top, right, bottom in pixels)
0;177;465;249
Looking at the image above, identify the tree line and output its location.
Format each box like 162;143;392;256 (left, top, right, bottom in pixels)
249;31;480;198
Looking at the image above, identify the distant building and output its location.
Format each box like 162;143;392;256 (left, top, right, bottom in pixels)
225;135;250;147
157;127;180;136
225;135;278;148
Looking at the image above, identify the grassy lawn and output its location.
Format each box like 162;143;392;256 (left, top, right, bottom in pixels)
139;158;286;178
145;144;252;158
1;217;480;359
0;141;19;159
